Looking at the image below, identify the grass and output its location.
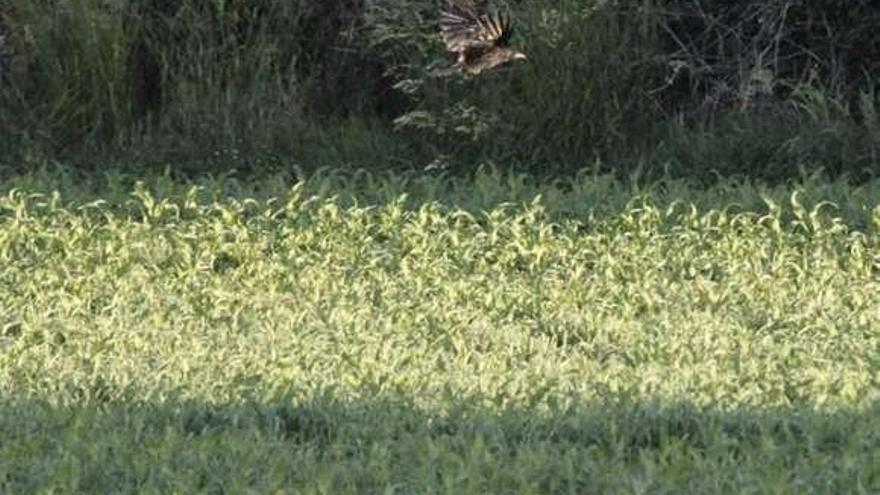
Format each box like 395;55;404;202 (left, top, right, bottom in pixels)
4;0;876;180
1;165;879;493
2;1;877;491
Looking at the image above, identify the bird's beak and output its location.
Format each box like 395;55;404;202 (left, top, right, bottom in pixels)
514;52;528;61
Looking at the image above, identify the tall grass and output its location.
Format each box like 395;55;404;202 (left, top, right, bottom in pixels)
0;0;132;150
0;0;383;163
0;0;878;179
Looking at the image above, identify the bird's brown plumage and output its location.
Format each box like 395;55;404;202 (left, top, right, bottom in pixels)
432;0;526;76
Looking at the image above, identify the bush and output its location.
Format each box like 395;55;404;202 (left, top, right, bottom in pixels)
646;0;880;181
654;0;880;112
0;0;877;181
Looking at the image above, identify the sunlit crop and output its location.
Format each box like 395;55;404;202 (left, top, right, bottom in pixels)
1;167;879;493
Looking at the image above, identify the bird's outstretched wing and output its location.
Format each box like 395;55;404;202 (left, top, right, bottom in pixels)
439;0;513;57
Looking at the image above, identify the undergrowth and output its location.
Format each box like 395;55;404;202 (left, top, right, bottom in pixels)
1;0;878;179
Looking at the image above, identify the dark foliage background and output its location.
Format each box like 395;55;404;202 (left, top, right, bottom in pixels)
0;0;878;181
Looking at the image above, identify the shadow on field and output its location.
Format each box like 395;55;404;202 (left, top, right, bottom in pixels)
2;391;878;492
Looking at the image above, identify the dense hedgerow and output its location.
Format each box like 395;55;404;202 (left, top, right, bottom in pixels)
0;0;878;179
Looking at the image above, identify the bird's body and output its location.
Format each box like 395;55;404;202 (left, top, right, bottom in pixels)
432;0;526;76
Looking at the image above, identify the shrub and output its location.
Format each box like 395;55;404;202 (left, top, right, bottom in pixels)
653;0;880;113
0;0;877;181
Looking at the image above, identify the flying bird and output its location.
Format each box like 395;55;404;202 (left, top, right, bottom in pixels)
431;0;527;76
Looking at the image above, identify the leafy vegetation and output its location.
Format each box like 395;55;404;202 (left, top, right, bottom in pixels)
1;0;878;179
1;166;879;492
1;0;879;491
